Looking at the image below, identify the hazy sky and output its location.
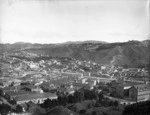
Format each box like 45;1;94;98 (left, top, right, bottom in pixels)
0;0;149;43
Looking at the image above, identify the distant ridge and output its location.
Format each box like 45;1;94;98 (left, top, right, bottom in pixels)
0;40;149;68
61;40;108;44
1;39;149;45
14;42;31;44
11;40;108;45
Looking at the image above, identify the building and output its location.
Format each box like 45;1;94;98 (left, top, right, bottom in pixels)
81;78;97;86
6;90;35;98
129;84;150;102
84;76;115;84
14;92;58;104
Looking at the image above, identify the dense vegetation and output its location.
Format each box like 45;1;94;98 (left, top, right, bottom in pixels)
39;88;119;115
122;101;150;115
0;88;119;115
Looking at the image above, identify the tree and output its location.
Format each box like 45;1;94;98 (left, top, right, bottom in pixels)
0;104;11;115
79;109;86;115
91;111;97;115
43;98;52;108
84;89;98;100
98;93;104;103
95;101;102;107
51;99;59;107
122;101;150;115
68;95;75;103
9;99;16;105
0;89;4;96
74;90;84;102
4;93;11;101
15;105;23;113
114;101;118;107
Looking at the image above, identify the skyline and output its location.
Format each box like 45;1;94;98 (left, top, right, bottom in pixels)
0;0;150;43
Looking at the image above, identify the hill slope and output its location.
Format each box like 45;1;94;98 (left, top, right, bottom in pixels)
45;106;79;115
0;40;150;67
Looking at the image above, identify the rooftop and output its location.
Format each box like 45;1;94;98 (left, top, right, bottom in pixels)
14;92;57;102
134;84;150;92
6;90;34;97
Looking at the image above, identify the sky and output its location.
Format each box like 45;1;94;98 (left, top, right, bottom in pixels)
0;0;149;44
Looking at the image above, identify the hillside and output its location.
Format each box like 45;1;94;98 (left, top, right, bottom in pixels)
0;40;150;68
45;106;79;115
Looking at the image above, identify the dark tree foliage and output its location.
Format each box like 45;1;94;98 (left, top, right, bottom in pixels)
91;111;97;115
13;105;23;113
20;82;31;86
114;101;119;107
40;98;52;108
4;93;11;101
122;101;150;115
0;104;11;115
84;89;98;100
58;95;68;106
74;90;84;102
0;89;3;96
40;98;59;109
68;95;76;103
79;109;86;114
9;99;17;105
98;92;104;103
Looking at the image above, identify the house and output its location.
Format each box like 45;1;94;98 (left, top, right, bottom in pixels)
129;84;150;102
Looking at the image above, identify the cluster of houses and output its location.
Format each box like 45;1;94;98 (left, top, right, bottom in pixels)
1;52;150;109
0;74;149;113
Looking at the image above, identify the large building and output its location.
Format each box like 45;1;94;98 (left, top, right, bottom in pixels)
14;92;58;104
129;84;150;102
